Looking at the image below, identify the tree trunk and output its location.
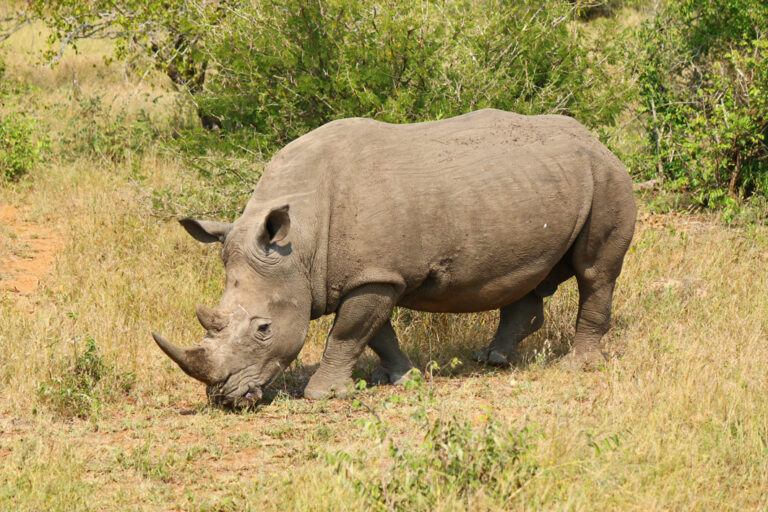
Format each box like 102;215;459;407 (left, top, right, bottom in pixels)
728;150;742;198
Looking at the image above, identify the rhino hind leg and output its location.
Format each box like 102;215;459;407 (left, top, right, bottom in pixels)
304;283;401;400
368;320;415;386
561;197;636;370
472;293;544;366
559;277;615;370
473;262;574;366
561;255;625;369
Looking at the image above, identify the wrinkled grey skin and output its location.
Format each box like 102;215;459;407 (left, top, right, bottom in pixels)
153;109;636;407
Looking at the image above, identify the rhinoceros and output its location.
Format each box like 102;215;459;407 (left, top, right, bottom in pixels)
152;109;636;407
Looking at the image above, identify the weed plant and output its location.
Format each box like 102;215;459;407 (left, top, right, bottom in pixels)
327;373;541;511
37;336;135;419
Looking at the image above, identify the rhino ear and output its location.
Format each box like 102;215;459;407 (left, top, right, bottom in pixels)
179;218;232;244
263;205;290;244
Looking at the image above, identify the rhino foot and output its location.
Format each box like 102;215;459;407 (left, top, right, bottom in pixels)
472;347;518;366
304;374;355;400
371;364;417;386
557;350;606;371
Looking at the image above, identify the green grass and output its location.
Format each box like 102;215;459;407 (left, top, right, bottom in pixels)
2;21;768;512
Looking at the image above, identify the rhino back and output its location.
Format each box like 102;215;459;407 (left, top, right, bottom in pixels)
318;110;625;313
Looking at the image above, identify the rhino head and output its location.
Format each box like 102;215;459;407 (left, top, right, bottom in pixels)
153;204;311;408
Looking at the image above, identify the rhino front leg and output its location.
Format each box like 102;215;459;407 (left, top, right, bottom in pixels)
305;284;400;400
368;320;415;386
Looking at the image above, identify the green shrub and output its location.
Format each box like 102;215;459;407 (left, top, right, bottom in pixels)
357;417;538;510
37;336;135;419
196;0;629;149
32;0;635;216
35;0;632;148
635;0;768;205
153;0;633;216
60;95;160;163
0;112;42;180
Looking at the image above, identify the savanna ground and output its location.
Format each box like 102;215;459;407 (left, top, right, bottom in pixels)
2;22;768;512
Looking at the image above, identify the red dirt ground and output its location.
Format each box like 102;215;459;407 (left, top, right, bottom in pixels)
0;203;64;311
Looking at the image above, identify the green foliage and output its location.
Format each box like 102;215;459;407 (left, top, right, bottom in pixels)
635;0;768;205
28;0;217;93
0;112;41;180
29;0;768;213
196;0;628;149
31;0;633;190
147;143;261;219
363;419;537;510
37;336;135;419
153;0;632;216
33;0;630;137
59;95;161;163
328;374;539;510
1;73;43;180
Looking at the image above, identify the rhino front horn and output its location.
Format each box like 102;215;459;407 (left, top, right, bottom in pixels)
152;332;214;385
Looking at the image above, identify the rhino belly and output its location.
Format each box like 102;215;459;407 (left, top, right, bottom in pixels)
396;239;569;313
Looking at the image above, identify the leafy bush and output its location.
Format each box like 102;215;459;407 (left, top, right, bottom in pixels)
0;112;42;180
358;417;538;510
59;95;161;163
196;0;629;149
635;0;768;205
28;0;212;94
35;0;631;145
34;0;768;212
1;61;44;180
66;0;629;217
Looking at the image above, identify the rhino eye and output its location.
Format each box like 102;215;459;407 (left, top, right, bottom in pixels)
250;318;272;338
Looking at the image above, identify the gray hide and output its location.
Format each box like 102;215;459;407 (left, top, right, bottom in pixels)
153;109;636;407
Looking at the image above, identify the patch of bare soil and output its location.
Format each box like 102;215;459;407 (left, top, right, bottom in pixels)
0;204;64;311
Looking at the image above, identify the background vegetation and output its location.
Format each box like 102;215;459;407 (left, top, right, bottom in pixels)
634;0;768;208
1;1;767;510
20;0;768;216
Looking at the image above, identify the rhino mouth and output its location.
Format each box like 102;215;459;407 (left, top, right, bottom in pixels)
207;380;263;409
205;359;285;409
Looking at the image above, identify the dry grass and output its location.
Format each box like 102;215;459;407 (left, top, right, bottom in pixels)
2;23;768;512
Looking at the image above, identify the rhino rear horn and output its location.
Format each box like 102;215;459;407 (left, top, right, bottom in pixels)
196;304;230;331
152;332;215;384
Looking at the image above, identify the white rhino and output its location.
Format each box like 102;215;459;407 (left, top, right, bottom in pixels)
153;109;636;407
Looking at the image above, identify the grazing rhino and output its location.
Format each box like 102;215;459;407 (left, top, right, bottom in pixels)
152;109;636;407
